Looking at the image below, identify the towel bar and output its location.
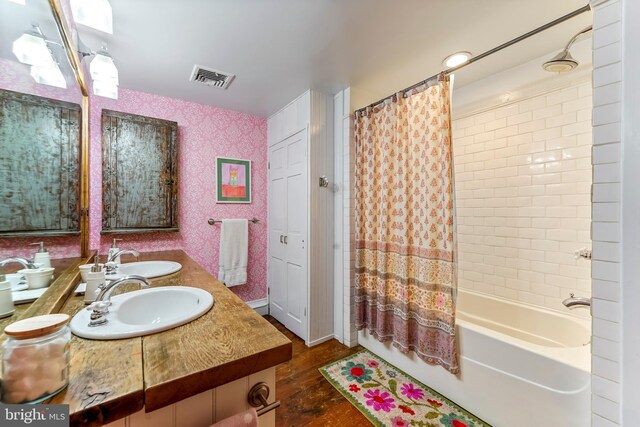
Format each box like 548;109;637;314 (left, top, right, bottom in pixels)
208;217;259;225
247;382;280;416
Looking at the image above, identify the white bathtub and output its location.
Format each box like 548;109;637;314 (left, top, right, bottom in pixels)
358;289;591;426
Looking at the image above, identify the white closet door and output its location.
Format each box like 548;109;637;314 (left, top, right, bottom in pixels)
268;141;287;325
284;129;307;339
268;129;308;340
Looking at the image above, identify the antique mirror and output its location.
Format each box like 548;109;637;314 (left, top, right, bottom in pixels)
0;0;89;276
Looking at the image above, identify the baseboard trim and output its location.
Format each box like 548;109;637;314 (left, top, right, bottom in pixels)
247;298;269;316
346;337;359;348
306;334;335;347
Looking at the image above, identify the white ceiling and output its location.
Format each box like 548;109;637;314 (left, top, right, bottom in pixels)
76;0;592;117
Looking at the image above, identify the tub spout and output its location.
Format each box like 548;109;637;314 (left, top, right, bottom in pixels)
562;293;591;309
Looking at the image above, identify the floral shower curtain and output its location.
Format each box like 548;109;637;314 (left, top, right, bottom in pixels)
354;77;458;374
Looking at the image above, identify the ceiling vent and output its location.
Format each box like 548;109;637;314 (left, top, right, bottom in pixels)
189;65;235;89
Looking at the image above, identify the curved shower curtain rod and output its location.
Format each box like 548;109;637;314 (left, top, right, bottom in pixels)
354;3;592;115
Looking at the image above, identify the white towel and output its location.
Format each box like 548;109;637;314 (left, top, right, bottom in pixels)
217;219;248;287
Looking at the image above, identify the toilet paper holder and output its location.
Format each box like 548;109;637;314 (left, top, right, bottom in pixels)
248;382;281;416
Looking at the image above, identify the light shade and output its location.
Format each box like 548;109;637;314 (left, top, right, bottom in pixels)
93;80;118;99
90;51;118;85
12;31;55;68
30;64;67;89
70;0;113;34
443;51;471;68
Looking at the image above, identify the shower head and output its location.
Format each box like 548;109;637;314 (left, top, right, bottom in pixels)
543;26;592;73
543;50;579;72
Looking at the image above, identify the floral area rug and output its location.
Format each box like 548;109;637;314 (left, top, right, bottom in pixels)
319;350;490;427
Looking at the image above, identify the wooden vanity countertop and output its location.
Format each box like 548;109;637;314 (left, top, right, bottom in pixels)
50;250;292;426
0;256;84;338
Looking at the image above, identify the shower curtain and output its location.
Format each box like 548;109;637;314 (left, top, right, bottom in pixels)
354;77;459;374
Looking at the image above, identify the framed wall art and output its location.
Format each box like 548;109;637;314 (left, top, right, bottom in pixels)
216;157;251;203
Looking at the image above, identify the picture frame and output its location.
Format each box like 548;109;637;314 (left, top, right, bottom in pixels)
216;157;252;203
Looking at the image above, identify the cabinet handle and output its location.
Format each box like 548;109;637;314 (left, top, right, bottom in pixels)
279;235;283;243
283;236;288;244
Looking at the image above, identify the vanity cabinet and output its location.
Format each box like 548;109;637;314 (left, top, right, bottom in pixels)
101;110;178;234
45;250;290;427
267;90;334;346
0;89;81;236
104;368;276;427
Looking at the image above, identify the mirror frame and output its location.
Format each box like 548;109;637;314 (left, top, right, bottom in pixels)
48;0;89;257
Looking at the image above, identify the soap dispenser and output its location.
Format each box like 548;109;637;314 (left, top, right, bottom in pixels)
107;239;123;265
84;256;105;304
30;242;51;268
0;274;15;319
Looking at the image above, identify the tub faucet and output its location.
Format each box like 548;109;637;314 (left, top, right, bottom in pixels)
0;257;38;270
87;275;150;327
562;293;591;310
105;249;140;275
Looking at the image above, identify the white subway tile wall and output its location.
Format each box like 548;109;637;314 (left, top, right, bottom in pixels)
452;79;592;316
590;0;622;424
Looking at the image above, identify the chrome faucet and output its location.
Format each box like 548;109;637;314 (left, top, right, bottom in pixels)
105;249;140;275
0;257;38;270
562;293;591;310
107;249;139;264
88;275;150;327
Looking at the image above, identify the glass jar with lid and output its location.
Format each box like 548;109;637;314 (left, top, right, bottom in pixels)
2;313;70;404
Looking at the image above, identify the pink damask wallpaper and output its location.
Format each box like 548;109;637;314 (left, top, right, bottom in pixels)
1;58;268;302
89;89;268;302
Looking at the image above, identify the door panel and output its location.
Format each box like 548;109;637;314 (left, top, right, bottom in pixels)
269;257;286;314
269;176;286;261
269;140;287;323
270;143;286;173
286;172;306;268
268;129;307;340
287;138;305;169
286;262;305;337
283;130;307;338
269;143;287;260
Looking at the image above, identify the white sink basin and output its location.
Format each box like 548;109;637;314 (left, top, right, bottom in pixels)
70;286;214;340
6;273;27;291
109;261;182;279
